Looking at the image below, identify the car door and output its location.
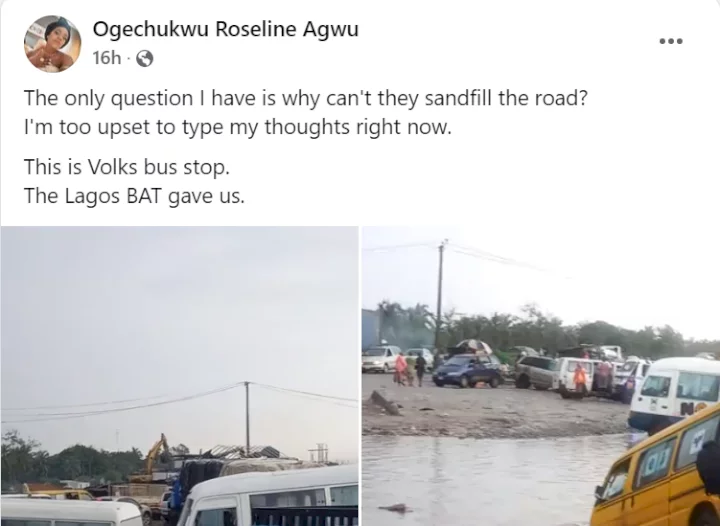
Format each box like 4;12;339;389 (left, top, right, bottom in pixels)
524;357;540;384
624;437;675;526
475;357;491;382
532;359;552;388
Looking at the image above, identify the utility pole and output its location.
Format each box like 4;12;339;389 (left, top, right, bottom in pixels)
245;382;251;455
434;239;448;353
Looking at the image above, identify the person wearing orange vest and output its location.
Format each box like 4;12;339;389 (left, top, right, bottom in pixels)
573;362;587;393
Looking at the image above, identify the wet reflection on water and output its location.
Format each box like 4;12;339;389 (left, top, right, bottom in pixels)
363;434;640;526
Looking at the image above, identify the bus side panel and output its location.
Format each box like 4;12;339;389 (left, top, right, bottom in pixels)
669;469;708;526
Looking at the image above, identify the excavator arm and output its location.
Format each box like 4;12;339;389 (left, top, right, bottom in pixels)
145;433;170;475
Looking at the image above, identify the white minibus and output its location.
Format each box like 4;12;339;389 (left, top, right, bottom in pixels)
628;356;720;435
177;464;358;526
0;499;143;526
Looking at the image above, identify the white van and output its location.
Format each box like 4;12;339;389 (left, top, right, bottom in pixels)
177;464;358;526
0;499;143;526
554;358;596;397
611;357;652;403
628;356;720;435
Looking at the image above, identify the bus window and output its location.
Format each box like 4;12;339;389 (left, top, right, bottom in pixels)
329;485;358;506
250;488;326;508
676;373;720;402
634;438;677;490
675;414;720;470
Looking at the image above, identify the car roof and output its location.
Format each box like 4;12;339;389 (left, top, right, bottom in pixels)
646;357;720;374
189;464;357;501
1;499;141;521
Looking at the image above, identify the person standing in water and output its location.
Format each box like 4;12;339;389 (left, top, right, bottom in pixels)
27;17;75;72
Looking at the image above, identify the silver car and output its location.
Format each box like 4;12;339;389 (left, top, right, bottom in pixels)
362;346;401;373
514;355;556;390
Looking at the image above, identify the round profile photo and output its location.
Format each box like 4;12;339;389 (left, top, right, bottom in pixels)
24;16;80;73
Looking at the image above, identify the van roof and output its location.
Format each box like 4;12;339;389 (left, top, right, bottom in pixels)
1;499;141;522
647;357;720;373
189;464;357;500
625;401;720;458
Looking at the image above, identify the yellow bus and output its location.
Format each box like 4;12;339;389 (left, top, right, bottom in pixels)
591;402;720;526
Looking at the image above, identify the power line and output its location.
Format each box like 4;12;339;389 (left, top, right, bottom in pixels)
449;244;554;274
362;242;435;253
253;383;358;405
1;383;245;424
1;388;226;412
1;382;357;424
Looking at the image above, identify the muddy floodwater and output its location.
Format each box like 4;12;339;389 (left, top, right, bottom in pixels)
363;434;640;526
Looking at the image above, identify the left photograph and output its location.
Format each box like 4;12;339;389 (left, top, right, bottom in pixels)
0;227;359;525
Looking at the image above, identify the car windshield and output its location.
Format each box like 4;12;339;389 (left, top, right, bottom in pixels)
641;375;672;397
363;349;384;356
619;362;637;373
444;356;472;367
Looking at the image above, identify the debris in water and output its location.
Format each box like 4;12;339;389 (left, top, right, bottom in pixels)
379;504;410;513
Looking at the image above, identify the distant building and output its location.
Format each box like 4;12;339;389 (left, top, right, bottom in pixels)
362;309;380;350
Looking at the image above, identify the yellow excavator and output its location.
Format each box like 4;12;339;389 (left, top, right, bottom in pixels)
129;433;171;483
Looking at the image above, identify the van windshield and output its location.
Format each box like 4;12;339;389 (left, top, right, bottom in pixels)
640;375;671;397
177;498;193;526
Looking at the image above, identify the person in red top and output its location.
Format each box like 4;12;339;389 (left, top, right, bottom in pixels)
395;354;408;386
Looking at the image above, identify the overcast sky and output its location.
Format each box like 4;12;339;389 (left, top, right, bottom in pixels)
1;227;359;461
362;224;720;341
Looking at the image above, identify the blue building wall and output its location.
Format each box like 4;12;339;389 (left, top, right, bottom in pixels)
362;309;380;350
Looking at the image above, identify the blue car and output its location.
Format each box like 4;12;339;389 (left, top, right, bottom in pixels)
433;353;504;388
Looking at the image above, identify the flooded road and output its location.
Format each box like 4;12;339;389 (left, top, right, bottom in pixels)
363;434;641;526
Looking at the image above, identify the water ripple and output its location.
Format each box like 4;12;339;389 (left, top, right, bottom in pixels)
363;434;631;526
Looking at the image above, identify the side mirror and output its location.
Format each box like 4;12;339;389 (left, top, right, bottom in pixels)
594;486;605;501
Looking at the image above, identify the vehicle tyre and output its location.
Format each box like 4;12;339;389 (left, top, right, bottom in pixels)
560;390;570;399
434;380;444;387
692;508;720;526
515;375;530;389
489;377;500;388
460;376;470;389
383;364;389;374
143;513;151;526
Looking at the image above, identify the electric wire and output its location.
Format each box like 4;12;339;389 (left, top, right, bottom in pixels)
1;382;357;424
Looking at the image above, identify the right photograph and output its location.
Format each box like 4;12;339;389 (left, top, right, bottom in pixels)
361;227;720;526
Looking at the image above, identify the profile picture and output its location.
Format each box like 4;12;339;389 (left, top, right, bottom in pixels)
24;16;81;73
